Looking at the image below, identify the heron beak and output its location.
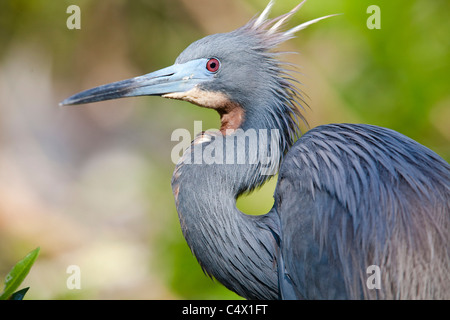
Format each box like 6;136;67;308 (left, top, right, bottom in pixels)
60;59;213;106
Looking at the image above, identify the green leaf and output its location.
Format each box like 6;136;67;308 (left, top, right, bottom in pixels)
9;287;30;300
0;247;40;300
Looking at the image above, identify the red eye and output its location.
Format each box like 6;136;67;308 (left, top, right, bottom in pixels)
206;58;220;73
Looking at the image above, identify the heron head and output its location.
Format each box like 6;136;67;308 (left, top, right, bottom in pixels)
60;0;337;133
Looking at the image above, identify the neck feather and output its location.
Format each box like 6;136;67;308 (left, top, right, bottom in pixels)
171;129;282;299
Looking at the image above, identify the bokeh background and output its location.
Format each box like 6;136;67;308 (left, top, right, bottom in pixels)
0;0;448;299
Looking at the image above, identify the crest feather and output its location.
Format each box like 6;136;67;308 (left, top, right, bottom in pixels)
250;0;340;41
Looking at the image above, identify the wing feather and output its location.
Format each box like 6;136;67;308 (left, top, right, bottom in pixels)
275;123;450;299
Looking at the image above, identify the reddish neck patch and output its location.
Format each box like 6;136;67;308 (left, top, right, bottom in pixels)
217;107;244;134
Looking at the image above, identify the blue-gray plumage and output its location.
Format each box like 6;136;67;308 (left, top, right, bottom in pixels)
60;1;450;299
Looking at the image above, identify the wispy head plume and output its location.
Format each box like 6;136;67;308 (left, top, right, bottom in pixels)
249;0;340;45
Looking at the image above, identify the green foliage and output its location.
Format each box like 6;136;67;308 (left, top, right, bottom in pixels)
0;247;40;300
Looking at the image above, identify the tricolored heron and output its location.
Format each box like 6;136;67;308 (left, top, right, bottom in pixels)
61;1;450;299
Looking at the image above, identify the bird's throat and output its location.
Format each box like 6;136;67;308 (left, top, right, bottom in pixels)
163;87;245;134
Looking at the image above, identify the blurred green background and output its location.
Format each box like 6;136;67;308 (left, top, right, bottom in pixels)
0;0;448;299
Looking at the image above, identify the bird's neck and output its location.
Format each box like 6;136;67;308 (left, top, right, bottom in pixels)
171;129;282;299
